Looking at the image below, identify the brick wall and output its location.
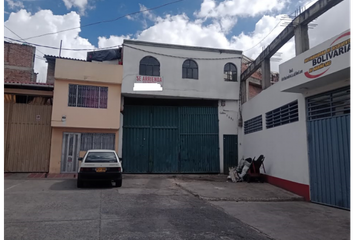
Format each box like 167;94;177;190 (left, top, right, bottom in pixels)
4;42;35;68
4;42;37;82
248;83;262;100
4;69;34;82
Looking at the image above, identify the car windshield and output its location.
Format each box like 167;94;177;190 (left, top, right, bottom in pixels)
85;152;117;163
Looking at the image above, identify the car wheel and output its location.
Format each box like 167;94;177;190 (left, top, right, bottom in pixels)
115;180;122;188
77;179;84;188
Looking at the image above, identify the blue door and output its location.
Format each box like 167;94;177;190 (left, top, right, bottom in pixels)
307;86;350;209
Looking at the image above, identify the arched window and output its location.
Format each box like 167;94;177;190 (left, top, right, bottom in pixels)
139;56;160;76
224;63;237;81
182;59;198;79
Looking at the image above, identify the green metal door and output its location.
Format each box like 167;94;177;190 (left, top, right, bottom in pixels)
179;107;219;173
151;106;179;173
122;106;150;173
223;135;238;174
122;104;219;173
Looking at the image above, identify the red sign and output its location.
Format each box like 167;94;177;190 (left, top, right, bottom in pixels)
136;75;162;83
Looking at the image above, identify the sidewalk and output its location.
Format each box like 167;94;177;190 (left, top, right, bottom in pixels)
173;177;304;202
4;173;77;179
173;176;350;240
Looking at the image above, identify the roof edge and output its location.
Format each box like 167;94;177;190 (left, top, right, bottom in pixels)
123;39;242;55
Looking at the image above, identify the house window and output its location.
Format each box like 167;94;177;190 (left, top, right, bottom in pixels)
139;56;160;76
68;84;108;109
224;63;237;81
266;100;299;129
80;133;115;151
244;115;263;134
182;59;198;79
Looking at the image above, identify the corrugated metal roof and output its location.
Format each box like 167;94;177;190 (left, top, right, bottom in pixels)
44;55;87;62
4;80;54;88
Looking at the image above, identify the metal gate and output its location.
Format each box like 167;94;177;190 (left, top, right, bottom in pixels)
122;105;219;173
307;86;350;209
61;133;81;173
223;135;238;174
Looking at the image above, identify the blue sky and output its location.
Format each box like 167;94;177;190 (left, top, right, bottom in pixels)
3;0;350;82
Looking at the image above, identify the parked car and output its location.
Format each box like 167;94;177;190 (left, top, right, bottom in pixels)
77;149;123;188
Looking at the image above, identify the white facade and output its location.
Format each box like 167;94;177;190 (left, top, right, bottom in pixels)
238;83;309;184
122;40;242;100
239;29;350;199
218;100;239;172
121;40;242;173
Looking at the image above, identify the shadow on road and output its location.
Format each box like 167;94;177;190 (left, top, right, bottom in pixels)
49;179;115;191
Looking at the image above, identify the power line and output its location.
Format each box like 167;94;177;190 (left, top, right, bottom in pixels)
4;25;46;56
243;21;281;52
20;0;184;41
4;36;121;51
123;44;242;60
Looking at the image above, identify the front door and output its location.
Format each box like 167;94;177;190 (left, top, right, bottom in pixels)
61;133;81;173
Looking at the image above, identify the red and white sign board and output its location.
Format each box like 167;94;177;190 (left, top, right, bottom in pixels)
136;75;163;84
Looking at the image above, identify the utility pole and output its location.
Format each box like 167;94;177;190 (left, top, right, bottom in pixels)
59;40;62;57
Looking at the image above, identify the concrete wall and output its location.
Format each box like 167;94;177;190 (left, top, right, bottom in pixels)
51;79;121;129
122;43;242;100
218;100;239;173
238;82;309;185
4;42;37;82
55;59;123;85
239;77;350;185
49;127;119;173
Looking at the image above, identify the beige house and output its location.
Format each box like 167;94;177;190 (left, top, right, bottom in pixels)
45;56;123;174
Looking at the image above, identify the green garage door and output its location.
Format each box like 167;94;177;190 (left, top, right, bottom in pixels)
122;104;219;173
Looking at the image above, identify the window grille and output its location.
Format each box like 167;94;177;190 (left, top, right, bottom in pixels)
80;133;115;151
266;100;299;129
244;115;262;134
68;84;108;109
307;86;350;121
224;63;237;81
139;56;160;76
182;59;198;79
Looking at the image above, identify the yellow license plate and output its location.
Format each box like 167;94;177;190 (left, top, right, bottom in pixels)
96;167;106;173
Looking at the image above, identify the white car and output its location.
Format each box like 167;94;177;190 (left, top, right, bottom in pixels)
77;149;123;188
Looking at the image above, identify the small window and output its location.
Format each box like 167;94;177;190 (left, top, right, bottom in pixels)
266;100;299;129
68;84;108;109
307;86;350;120
139;56;160;76
244;115;263;134
182;59;198;79
80;133;115;151
224;63;237;81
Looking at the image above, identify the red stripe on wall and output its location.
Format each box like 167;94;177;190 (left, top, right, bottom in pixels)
263;174;310;201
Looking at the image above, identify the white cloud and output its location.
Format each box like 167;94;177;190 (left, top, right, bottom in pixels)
62;0;89;15
98;35;131;48
139;4;156;21
5;0;24;10
4;10;95;82
196;0;287;18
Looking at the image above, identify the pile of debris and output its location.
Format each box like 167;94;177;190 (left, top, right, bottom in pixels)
227;155;265;183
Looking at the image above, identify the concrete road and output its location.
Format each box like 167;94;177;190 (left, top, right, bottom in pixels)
5;175;271;240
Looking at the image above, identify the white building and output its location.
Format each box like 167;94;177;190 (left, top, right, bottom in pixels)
239;29;350;209
119;40;242;174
